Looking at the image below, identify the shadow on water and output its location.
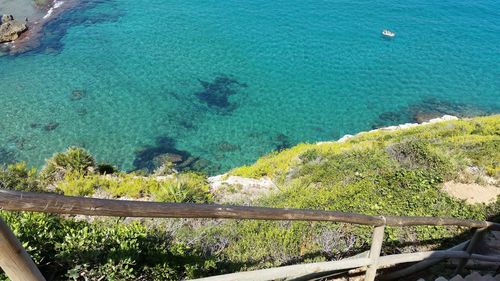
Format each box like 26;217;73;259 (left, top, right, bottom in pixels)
371;97;493;129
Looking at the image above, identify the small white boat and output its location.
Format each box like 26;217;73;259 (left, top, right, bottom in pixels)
382;29;396;38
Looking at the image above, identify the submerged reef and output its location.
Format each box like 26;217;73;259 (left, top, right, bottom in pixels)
195;75;247;113
133;136;220;174
133;136;189;171
70;89;86;101
0;147;17;164
43;122;59;131
273;133;292;151
372;97;491;129
10;136;34;151
215;141;241;153
30;122;59;132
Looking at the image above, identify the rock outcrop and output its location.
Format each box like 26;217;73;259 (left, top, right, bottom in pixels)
208;175;277;204
0;14;28;43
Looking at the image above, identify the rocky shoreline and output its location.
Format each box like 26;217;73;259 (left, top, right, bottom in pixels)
0;14;28;43
0;0;76;54
317;114;459;145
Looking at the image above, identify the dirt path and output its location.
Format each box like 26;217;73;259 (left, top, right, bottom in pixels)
442;181;500;204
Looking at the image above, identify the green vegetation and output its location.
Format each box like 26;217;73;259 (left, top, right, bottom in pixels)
0;115;499;280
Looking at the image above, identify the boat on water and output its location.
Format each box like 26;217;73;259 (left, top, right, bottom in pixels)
382;29;396;38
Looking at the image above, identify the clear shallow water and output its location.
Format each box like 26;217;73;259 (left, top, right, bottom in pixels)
0;0;499;174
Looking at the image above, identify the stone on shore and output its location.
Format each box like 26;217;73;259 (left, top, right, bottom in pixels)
0;14;28;43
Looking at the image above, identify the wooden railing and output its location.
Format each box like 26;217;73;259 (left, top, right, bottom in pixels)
0;189;499;281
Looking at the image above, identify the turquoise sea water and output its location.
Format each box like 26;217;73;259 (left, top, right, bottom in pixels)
0;0;499;174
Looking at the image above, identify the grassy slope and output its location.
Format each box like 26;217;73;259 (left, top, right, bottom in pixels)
0;115;499;280
221;115;499;267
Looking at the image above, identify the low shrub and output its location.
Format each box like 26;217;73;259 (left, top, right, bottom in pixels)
40;147;96;183
56;172;100;196
0;162;40;192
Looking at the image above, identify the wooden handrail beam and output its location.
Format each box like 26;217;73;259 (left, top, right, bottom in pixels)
1;190;499;230
1;189;500;281
0;190;383;225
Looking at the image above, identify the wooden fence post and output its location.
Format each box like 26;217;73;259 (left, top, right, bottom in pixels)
0;217;46;281
453;227;487;275
365;223;386;281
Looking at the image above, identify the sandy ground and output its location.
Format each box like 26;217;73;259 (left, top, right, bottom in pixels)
442;181;500;204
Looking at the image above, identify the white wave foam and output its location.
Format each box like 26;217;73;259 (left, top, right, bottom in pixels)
43;1;65;19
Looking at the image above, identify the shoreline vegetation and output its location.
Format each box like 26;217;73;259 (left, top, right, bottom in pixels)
0;0;75;54
0;114;499;280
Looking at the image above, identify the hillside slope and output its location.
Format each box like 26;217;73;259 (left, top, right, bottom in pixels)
0;115;499;280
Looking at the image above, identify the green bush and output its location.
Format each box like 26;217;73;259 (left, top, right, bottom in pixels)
386;139;452;176
40;147;96;183
54;171;212;203
0;162;40;192
0;212;219;280
56;172;100;196
151;173;212;203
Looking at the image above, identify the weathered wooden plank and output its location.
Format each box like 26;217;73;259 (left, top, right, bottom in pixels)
378;251;470;266
0;218;46;281
191;257;372;281
284;251;371;281
0;190;384;225
1;190;499;230
379;240;469;280
453;227;487;275
384;216;494;229
191;250;500;281
365;225;385;281
377;250;500;267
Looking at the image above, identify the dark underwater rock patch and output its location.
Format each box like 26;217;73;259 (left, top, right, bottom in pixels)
14;137;31;151
133;136;187;171
30;123;42;129
215;142;241;153
273;133;291;151
70;89;86;101
30;122;60;132
76;108;88;116
372;97;491;129
178;119;195;130
0;147;17;164
133;136;219;174
195;75;247;113
43;122;59;132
